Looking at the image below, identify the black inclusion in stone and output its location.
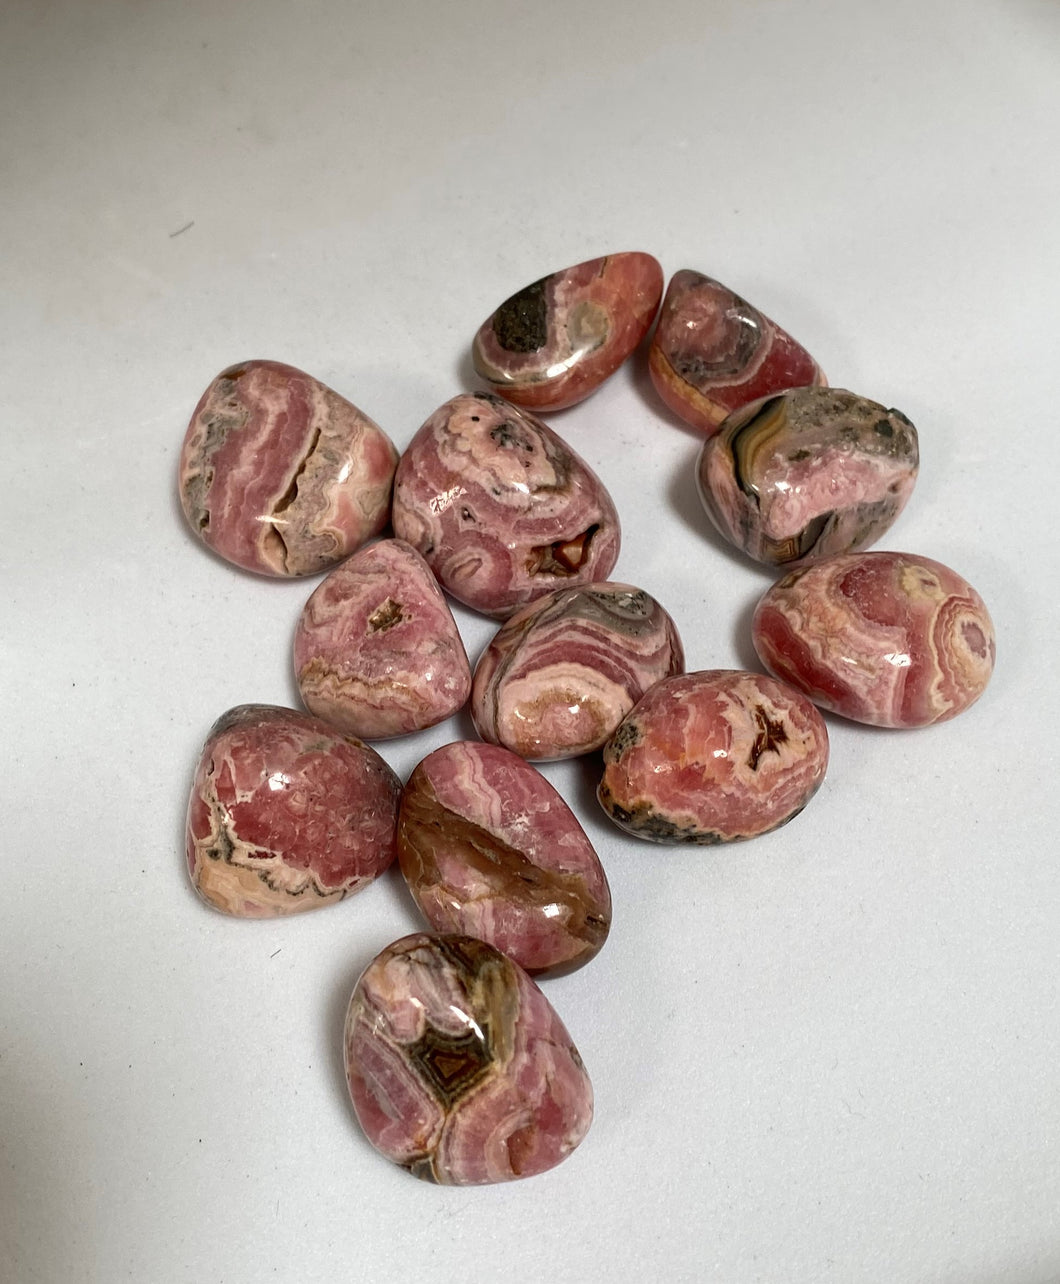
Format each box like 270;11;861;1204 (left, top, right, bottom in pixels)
405;1022;493;1109
492;278;550;353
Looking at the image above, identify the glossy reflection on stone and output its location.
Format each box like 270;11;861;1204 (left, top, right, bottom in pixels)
294;538;471;739
598;670;829;844
752;551;996;728
649;271;825;434
185;704;401;917
344;933;593;1184
697;388;919;568
392;393;620;619
472;582;684;760
471;252;663;411
179;360;398;576
398;742;611;974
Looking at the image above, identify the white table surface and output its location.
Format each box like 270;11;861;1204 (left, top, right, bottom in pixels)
3;2;1059;1281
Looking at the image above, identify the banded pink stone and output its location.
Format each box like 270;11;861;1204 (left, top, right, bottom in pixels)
178;360;398;576
471;582;684;760
344;933;593;1184
751;551;996;727
391;393;620;619
398;742;611;974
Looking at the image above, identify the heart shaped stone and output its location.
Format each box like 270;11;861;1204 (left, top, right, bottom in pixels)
471;251;663;411
294;538;471;739
398;742;611;974
344;933;593;1184
185;704;401;917
391;392;621;619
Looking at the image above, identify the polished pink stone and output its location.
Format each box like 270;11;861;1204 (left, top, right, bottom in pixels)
179;360;399;576
397;742;611;974
752;551;996;728
471;252;663;411
391;393;621;619
471;582;684;760
294;538;471;739
649;271;825;434
185;704;401;917
344;933;593;1184
697;388;919;568
598;670;829;843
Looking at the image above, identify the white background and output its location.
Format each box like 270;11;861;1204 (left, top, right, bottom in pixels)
3;2;1059;1281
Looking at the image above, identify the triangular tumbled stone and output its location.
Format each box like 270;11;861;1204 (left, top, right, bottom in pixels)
294;539;471;738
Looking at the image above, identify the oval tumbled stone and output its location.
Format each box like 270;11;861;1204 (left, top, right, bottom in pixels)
649;271;825;434
598;670;829;843
179;360;399;576
751;551;996;727
697;387;919;568
398;742;611;974
471;251;664;411
471;582;684;760
185;704;401;917
294;538;471;739
344;933;593;1184
392;393;620;619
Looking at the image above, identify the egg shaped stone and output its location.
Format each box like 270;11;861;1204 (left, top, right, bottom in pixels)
392;392;620;619
471;251;663;411
751;551;996;728
471;582;684;760
179;360;398;576
649;271;825;434
398;742;611;974
697;387;919;568
185;704;401;917
344;933;593;1184
598;670;829;843
294;538;471;739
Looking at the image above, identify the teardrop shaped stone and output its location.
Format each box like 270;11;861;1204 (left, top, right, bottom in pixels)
649;271;825;433
344;933;593;1184
294;538;471;738
178;360;398;576
185;704;401;917
398;742;611;974
471;582;684;760
471;252;663;411
392;392;620;619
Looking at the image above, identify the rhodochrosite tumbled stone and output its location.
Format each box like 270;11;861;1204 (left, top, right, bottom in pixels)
179;360;398;576
294;539;471;739
752;551;996;727
649;271;825;434
697;388;919;568
392;393;620;619
598;670;828;843
397;742;611;974
185;705;401;917
471;582;684;760
344;933;593;1184
471;252;664;411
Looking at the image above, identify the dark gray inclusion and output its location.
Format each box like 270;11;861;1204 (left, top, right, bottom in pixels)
405;1021;493;1109
491;278;550;353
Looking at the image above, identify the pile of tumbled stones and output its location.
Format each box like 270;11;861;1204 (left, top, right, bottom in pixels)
179;252;996;1186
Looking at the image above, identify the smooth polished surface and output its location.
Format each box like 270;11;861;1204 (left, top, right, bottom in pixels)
294;538;471;739
649;271;825;433
185;704;401;916
398;742;611;973
598;670;829;843
752;551;996;727
392;393;620;618
471;582;684;759
697;388;919;568
178;359;398;575
344;933;593;1184
471;251;663;410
